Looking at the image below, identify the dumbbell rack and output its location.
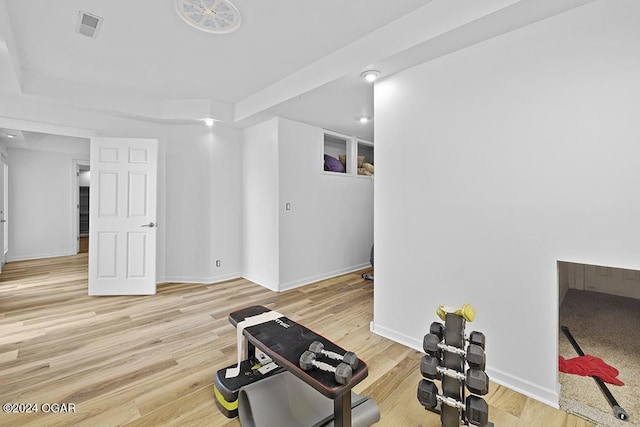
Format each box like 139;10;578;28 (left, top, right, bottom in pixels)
418;312;494;427
442;313;466;426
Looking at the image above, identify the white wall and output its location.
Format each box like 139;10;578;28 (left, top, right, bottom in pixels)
163;124;243;283
373;0;640;407
242;117;374;291
278;118;373;289
242;118;280;290
8;137;89;260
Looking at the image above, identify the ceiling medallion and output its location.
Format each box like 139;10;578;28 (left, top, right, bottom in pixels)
176;0;241;34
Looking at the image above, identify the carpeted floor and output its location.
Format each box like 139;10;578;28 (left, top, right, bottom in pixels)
559;289;640;427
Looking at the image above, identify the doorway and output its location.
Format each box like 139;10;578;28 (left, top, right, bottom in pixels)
558;261;640;425
78;165;90;254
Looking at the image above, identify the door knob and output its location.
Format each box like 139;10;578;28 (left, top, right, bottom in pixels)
141;222;157;228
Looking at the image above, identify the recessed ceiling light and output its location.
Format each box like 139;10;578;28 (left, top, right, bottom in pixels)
360;70;381;83
6;134;16;139
176;0;241;34
203;118;215;127
359;116;371;124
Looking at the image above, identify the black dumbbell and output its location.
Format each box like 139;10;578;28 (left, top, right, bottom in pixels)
417;379;439;409
466;368;489;395
425;333;486;370
309;341;359;369
430;321;445;341
417;379;465;411
420;354;442;380
466;395;490;427
421;355;466;381
420;355;488;396
423;333;442;356
468;331;486;350
424;333;466;357
466;343;486;370
299;350;352;385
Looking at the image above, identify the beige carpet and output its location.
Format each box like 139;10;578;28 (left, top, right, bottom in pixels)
559;289;640;427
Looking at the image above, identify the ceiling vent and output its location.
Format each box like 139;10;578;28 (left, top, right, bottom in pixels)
76;11;103;38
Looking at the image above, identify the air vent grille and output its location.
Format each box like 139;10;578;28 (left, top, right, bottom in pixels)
76;11;103;38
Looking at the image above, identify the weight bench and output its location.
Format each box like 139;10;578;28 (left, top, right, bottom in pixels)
219;305;380;427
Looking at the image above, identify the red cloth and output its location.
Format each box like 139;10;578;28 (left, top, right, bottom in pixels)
559;355;624;386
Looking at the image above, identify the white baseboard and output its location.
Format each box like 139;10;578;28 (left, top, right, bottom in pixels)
7;251;75;262
239;273;278;292
370;321;559;409
159;272;242;285
278;262;370;292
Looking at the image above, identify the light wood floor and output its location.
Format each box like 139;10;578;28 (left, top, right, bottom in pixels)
0;254;593;427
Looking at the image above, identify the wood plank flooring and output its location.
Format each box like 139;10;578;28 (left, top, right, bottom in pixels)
0;254;594;426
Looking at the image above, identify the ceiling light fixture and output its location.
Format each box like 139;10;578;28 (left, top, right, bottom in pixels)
176;0;241;34
6;134;16;139
359;116;371;124
203;118;215;127
360;70;381;83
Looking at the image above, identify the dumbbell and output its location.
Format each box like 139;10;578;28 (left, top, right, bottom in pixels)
418;380;490;427
466;395;490;427
309;341;359;369
466;368;490;395
299;350;352;385
424;333;486;370
430;321;445;341
420;354;465;381
423;333;466;358
420;355;489;395
430;322;486;350
466;343;486;370
468;331;486;350
417;379;465;411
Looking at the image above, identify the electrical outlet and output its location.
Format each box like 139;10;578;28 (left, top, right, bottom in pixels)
215;260;221;267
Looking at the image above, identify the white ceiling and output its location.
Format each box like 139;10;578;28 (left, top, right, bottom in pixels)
0;0;597;142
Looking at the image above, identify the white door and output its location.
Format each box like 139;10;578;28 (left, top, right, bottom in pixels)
88;137;158;295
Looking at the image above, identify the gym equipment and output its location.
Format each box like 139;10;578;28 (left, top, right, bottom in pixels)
431;322;486;351
300;350;353;385
436;303;476;322
466;369;489;395
417;379;490;427
423;333;486;371
227;305;376;427
420;354;488;395
309;340;359;369
417;303;494;427
238;370;380;427
424;333;466;357
214;358;285;418
466;344;486;371
430;321;445;341
420;354;442;380
466;395;490;426
469;331;486;350
362;245;374;281
561;325;629;421
417;378;439;409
